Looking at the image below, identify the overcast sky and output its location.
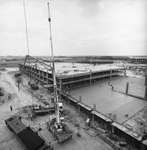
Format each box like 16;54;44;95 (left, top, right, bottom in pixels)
0;0;146;56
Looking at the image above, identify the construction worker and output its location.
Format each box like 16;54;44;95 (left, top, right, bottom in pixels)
111;84;114;91
10;105;13;111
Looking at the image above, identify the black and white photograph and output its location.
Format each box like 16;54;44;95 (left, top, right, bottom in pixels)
0;0;147;150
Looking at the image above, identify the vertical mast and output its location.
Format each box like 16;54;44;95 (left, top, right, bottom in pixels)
47;3;60;124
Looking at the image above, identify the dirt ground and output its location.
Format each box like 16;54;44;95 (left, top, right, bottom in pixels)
0;68;114;150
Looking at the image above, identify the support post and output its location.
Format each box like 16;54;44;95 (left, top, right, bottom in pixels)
93;104;96;111
92;104;96;121
145;75;147;86
124;69;126;77
59;79;62;91
90;70;92;84
110;69;112;79
145;87;147;100
78;96;82;112
79;96;82;102
112;125;115;134
126;82;129;94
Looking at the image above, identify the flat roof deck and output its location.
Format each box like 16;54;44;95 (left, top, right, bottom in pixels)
26;62;125;77
70;76;146;124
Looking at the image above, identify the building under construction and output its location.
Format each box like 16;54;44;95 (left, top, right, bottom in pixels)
18;55;147;150
19;55;126;91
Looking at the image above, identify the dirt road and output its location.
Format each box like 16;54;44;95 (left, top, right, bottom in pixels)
0;69;42;150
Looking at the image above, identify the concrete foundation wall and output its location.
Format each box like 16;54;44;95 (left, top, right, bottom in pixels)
61;92;147;150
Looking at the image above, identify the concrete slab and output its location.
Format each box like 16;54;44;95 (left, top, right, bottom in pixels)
70;76;147;124
110;99;147;124
111;76;145;98
35;62;125;77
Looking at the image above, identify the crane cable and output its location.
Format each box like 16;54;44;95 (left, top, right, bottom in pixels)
22;0;34;109
23;0;30;56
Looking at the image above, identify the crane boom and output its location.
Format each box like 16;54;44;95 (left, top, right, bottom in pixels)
47;2;60;124
46;3;73;143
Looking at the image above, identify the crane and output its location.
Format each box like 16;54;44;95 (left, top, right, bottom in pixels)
46;2;72;143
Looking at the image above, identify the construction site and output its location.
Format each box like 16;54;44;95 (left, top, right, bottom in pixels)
0;54;147;150
0;0;147;150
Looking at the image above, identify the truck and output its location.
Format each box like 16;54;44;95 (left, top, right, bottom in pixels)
5;116;53;150
28;81;39;90
32;102;63;118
